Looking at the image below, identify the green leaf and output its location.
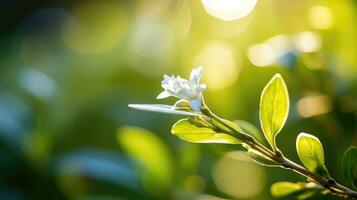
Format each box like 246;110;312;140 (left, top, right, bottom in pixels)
247;147;280;167
171;118;241;144
259;73;289;150
211;118;244;134
234;120;265;143
271;182;303;198
342;146;357;189
271;182;320;199
296;133;325;174
117;126;173;192
128;104;200;116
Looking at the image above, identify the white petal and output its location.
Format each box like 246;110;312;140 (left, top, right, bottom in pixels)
189;98;202;111
190;66;204;84
163;74;171;80
197;83;207;93
156;91;171;99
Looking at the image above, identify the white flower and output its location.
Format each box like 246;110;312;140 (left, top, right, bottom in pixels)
157;66;206;111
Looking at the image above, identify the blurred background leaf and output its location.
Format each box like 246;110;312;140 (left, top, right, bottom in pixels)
117;126;174;195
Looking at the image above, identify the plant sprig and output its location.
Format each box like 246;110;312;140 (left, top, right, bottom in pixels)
129;67;357;199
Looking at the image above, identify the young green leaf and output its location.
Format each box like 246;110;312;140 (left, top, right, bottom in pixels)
271;182;303;198
342;146;357;189
234;120;265;143
128;104;200;116
247;148;280;167
296;133;325;174
271;182;319;199
171;118;241;144
211;118;244;134
259;73;289;150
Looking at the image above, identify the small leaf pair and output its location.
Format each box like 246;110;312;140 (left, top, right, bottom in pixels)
260;75;330;178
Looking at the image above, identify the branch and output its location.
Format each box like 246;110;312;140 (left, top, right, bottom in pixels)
201;106;357;200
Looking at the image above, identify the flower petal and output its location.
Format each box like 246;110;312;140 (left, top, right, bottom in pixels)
189;98;202;111
190;66;204;85
197;83;207;93
156;91;171;99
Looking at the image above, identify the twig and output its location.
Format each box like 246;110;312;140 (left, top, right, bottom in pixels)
201;106;357;199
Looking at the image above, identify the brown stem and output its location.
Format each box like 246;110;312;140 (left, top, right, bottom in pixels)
201;106;357;199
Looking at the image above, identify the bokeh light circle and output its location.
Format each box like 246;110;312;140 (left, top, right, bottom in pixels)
201;0;257;21
63;2;127;54
294;31;322;53
308;6;334;30
194;41;241;90
213;151;266;198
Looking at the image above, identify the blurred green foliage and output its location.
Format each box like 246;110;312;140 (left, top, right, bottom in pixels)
0;0;356;199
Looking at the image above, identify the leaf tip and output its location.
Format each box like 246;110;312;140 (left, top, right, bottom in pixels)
272;73;283;79
297;132;319;141
128;104;145;111
128;104;137;108
296;132;320;149
271;73;288;88
297;132;306;139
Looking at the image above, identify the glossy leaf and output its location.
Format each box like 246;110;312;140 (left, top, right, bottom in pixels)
259;73;289;150
171;118;241;144
128;104;200;116
342;146;357;189
271;182;303;198
271;182;320;199
296;133;325;174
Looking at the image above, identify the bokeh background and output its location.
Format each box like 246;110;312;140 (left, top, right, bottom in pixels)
0;0;356;199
